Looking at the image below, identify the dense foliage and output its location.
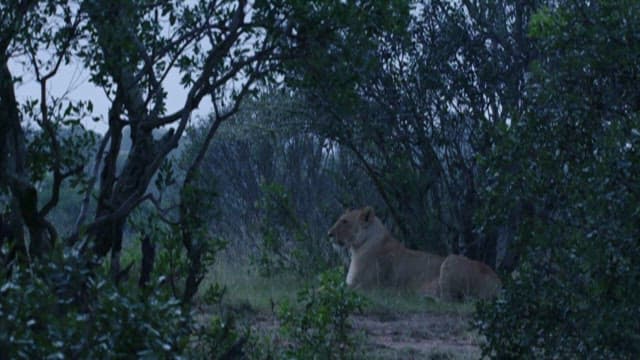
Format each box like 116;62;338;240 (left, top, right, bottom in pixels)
0;250;190;358
277;268;365;359
184;92;385;276
185;1;640;357
0;0;407;356
475;1;640;358
287;0;537;264
2;0;639;357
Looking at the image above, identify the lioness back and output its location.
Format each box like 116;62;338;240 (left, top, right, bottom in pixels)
328;206;444;293
386;246;443;290
439;254;501;301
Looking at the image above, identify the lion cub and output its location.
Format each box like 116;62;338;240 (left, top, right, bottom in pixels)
327;206;443;293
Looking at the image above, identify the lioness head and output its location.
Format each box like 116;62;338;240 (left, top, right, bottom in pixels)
327;206;376;249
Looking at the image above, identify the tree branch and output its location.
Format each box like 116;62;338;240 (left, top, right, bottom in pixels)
0;0;38;53
73;129;111;237
35;14;83;217
84;192;153;235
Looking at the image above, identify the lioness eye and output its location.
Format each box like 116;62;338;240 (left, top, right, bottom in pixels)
341;219;347;224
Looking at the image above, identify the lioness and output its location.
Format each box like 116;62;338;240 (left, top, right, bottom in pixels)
327;206;444;293
438;254;501;301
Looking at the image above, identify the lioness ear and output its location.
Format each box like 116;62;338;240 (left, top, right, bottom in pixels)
360;206;374;223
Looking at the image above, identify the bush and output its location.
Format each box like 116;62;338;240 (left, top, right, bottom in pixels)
475;243;640;358
190;315;247;359
474;1;640;358
277;267;365;359
0;249;190;358
254;181;334;277
0;246;247;359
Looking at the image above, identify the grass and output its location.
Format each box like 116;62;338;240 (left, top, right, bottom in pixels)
362;288;475;316
366;348;479;360
199;258;482;359
201;258;303;314
203;258;473;316
103;233;481;358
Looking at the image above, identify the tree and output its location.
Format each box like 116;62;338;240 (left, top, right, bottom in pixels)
0;0;411;355
476;1;640;357
182;90;383;276
1;0;278;274
287;0;538;263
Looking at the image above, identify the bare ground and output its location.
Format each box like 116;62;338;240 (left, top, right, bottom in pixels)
352;312;481;359
241;310;481;359
205;262;481;358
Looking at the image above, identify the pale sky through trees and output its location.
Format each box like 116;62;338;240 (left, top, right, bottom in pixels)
9;0;249;136
10;56;214;135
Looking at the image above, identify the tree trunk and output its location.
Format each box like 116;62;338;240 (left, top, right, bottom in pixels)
91;125;161;279
139;235;155;288
180;185;205;303
0;60;52;261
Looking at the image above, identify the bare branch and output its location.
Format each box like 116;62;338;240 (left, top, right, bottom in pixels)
84;192;153;234
129;31;165;121
33;14;83;217
73;129;111;235
147;45;273;129
0;0;38;53
139;0;251;191
184;74;258;186
147;195;180;226
40;13;83;83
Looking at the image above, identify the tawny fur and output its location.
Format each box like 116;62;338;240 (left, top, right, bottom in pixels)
328;207;443;293
438;254;502;301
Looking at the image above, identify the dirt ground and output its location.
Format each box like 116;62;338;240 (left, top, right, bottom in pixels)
207;261;482;358
353;312;481;359
244;310;481;359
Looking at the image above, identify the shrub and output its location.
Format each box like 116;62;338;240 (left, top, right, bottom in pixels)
277;267;365;359
0;247;246;359
474;1;640;358
0;249;190;358
254;181;334;277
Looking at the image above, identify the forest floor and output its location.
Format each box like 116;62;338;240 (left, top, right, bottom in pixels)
352;311;481;359
203;260;483;359
236;309;481;359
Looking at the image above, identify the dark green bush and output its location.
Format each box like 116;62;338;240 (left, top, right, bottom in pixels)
254;181;334;277
0;249;190;358
189;306;247;359
475;1;640;358
277;267;365;359
475;241;640;358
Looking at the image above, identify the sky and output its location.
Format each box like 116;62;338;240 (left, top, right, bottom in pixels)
8;1;265;137
10;57;213;135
